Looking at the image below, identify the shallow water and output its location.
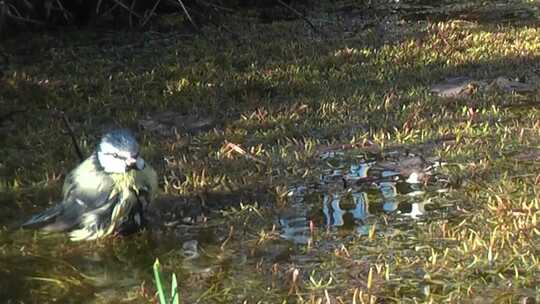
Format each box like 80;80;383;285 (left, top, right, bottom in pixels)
279;152;450;245
1;149;453;303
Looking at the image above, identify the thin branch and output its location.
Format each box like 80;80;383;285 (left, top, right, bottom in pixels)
5;2;29;20
111;0;143;19
96;0;104;14
57;111;84;162
141;0;162;27
176;0;200;32
53;0;71;22
129;0;137;27
101;3;121;18
276;0;321;35
4;11;45;25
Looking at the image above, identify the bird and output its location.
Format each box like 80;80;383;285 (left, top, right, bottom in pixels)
22;129;158;241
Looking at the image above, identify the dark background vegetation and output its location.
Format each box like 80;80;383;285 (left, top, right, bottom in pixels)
0;0;312;35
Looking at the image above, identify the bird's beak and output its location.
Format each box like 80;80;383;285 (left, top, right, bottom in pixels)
126;156;145;171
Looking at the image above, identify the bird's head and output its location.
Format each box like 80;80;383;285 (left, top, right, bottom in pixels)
96;129;145;173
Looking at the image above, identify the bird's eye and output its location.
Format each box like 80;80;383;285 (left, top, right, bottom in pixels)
112;153;119;158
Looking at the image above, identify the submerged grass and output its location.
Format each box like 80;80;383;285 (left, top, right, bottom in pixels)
1;0;540;303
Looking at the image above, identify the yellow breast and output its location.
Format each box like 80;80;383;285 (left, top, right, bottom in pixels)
106;164;158;234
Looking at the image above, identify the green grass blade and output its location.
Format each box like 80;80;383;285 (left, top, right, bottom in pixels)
171;273;179;304
153;259;167;304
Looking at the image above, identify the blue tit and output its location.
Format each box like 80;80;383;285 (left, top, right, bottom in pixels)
22;129;158;241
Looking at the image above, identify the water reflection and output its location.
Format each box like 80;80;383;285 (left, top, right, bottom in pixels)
380;181;398;213
346;162;373;180
351;192;369;222
279;202;311;245
323;193;345;227
406;201;426;219
321;192;370;226
279;158;447;244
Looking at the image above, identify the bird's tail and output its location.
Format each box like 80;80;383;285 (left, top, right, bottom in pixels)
21;205;62;229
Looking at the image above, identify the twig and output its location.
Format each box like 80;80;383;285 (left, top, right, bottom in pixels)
111;0;143;19
224;141;266;165
141;0;162;27
5;3;45;25
276;0;320;35
176;0;200;32
56;111;84;162
101;3;121;19
96;0;104;13
129;0;137;28
53;0;71;22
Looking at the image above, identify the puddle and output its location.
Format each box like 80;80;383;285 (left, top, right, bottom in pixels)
278;151;450;244
3;148;454;302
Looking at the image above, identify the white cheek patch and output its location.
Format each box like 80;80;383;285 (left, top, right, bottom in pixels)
135;157;145;170
98;152;128;173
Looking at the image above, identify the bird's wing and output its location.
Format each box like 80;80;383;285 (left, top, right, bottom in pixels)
41;155;116;232
61;158;115;216
67;155;118;204
21;203;63;229
68;191;121;241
